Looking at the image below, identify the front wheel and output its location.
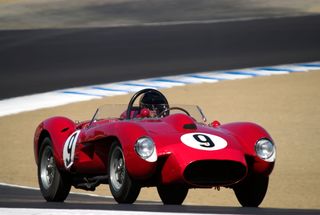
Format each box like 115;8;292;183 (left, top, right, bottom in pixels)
38;137;71;202
233;174;269;207
157;184;188;205
108;142;141;203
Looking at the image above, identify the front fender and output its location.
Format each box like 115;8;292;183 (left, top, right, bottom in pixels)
220;122;275;175
113;122;158;180
34;116;76;168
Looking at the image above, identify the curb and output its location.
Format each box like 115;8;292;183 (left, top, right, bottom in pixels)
0;62;319;117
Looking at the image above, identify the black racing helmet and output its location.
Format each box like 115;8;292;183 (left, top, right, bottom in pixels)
139;91;169;116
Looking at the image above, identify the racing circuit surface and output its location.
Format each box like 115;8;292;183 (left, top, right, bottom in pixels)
0;14;320;99
1;1;320;215
1;184;319;215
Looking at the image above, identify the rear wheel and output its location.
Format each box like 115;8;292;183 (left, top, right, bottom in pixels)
108;142;141;203
38;137;71;202
233;174;269;207
157;184;188;205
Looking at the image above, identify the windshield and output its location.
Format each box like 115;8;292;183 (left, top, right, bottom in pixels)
90;104;207;123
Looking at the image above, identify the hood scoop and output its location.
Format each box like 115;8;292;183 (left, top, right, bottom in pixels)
183;123;197;130
163;113;198;132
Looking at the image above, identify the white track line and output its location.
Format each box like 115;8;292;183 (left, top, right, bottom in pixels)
0;62;319;117
0;182;113;199
0;208;236;215
0;182;232;215
69;14;320;29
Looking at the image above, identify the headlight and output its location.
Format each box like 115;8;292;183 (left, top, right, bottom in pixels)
255;138;276;162
135;137;157;162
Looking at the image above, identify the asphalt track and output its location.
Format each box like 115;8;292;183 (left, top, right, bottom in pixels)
1;184;319;215
0;15;320;99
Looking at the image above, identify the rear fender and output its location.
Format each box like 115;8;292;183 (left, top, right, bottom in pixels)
34;116;76;168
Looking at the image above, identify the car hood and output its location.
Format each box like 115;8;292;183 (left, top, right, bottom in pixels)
134;114;248;186
135;114;244;153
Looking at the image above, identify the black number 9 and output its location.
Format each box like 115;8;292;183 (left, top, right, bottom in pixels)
193;134;215;148
65;133;77;166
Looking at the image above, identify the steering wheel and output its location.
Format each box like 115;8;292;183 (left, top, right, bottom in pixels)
157;107;190;117
126;89;168;120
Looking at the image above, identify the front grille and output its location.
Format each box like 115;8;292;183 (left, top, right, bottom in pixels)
184;160;246;186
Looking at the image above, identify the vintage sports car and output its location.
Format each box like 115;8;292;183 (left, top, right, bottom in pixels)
34;88;275;207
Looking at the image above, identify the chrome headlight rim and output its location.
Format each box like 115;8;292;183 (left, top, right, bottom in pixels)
134;136;157;162
255;138;276;162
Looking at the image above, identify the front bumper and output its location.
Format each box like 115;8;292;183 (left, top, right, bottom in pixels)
160;147;247;187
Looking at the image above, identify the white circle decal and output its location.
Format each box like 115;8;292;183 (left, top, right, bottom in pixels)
63;130;81;169
181;133;227;151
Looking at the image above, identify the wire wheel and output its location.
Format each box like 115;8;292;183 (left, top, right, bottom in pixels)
108;142;140;203
40;146;56;189
109;146;126;191
37;137;71;202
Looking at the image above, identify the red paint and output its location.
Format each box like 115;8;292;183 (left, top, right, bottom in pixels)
34;90;275;201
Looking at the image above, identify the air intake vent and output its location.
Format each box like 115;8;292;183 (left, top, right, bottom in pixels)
183;123;197;130
184;160;246;186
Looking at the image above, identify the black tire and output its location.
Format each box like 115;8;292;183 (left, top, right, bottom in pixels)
157;184;188;205
108;142;141;203
37;137;71;202
233;174;269;207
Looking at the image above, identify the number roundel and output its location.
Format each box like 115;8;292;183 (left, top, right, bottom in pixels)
63;130;81;169
180;132;227;151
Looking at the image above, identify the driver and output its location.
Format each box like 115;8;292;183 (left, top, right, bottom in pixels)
139;91;168;117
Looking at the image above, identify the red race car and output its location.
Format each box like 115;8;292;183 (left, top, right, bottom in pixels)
34;88;275;207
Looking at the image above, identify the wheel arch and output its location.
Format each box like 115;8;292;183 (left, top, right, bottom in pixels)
34;116;77;168
34;129;51;165
107;122;158;181
103;135;122;159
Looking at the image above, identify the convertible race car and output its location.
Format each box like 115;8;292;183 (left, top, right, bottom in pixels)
34;88;275;207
